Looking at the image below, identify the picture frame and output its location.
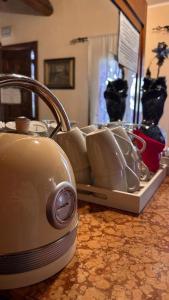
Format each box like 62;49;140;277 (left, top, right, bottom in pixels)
44;57;75;89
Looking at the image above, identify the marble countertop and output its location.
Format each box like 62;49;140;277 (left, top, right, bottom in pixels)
2;177;169;300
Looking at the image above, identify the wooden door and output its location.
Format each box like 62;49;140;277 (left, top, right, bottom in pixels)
0;41;38;122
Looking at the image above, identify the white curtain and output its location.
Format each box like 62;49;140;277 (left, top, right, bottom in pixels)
88;34;118;125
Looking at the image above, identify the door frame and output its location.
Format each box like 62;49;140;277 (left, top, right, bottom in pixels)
1;41;38;119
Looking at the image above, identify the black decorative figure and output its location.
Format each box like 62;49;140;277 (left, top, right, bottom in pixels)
142;76;167;126
104;69;128;122
141;76;167;144
140;42;169;144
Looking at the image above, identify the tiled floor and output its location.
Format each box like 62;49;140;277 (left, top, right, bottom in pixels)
2;177;169;300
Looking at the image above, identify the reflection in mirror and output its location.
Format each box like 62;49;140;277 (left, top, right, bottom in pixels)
88;5;140;126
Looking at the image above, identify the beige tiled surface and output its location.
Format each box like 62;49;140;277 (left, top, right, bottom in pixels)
3;177;169;300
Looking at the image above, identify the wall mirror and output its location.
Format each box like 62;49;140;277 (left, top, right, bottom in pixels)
87;2;141;127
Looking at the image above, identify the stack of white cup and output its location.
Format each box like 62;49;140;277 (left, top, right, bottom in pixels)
53;124;149;193
85;127;140;193
54;127;92;184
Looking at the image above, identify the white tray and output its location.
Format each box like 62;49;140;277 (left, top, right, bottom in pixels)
161;157;169;175
77;165;167;214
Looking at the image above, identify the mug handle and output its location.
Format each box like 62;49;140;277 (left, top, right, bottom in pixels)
80;131;87;137
138;160;150;181
127;131;146;154
113;133;132;156
125;165;140;193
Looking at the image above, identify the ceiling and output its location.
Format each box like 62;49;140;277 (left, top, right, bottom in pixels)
0;0;53;16
147;0;169;5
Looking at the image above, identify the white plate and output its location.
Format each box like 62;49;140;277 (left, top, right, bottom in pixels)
6;120;47;133
5;121;16;130
29;121;47;133
49;122;57;129
0;121;5;129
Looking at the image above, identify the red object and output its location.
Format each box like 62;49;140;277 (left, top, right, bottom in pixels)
133;129;165;173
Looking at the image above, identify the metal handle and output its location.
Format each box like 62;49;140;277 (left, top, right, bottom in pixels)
113;133;132;156
127;131;146;154
125;165;140;193
0;74;71;132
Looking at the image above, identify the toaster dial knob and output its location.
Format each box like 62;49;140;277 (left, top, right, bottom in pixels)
47;182;77;229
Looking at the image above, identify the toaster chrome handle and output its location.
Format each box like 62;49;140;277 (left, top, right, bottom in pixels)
0;74;71;132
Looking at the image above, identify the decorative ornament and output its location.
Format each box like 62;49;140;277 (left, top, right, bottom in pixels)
153;25;169;33
152;42;169;76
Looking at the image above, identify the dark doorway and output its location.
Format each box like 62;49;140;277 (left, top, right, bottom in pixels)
0;41;38;122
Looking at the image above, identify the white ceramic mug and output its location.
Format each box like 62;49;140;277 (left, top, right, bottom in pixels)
107;121;123;128
111;126;150;181
54;127;92;184
48;120;77;135
80;124;98;134
86;128;140;193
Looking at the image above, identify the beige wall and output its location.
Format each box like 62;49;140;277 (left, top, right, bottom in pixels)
145;3;169;143
0;0;119;126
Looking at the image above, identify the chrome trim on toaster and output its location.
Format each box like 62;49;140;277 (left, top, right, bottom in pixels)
0;227;77;274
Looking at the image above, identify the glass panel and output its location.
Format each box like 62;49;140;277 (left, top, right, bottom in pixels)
123;68;136;123
31;62;35;79
31;62;35;118
30;50;35;61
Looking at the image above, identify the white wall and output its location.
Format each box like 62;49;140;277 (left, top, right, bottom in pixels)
145;3;169;143
0;0;119;126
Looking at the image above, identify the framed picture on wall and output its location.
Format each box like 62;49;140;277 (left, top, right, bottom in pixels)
44;57;75;89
